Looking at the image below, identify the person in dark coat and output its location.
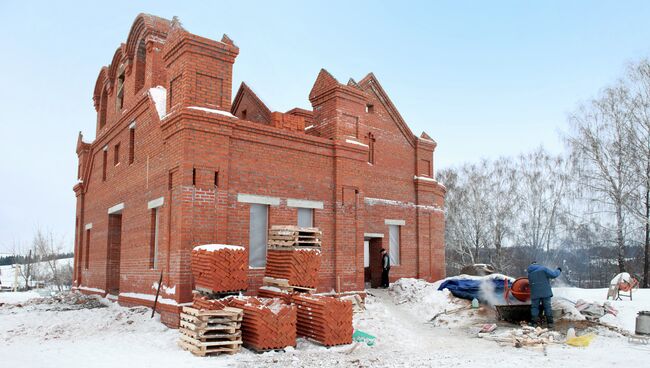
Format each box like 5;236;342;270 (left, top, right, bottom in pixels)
527;261;561;327
380;248;390;288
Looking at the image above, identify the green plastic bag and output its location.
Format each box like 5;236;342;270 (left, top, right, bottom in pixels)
352;330;376;346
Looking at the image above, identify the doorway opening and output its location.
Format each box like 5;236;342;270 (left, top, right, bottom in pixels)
365;237;383;288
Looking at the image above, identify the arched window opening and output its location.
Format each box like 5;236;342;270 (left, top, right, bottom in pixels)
134;39;146;92
99;89;108;130
116;65;126;110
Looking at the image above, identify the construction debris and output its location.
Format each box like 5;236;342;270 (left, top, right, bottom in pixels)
191;244;248;294
178;306;243;356
478;325;564;348
293;294;353;346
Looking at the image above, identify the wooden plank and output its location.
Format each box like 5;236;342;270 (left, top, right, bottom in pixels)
179;333;243;347
179;319;240;332
182;306;243;318
179;327;242;340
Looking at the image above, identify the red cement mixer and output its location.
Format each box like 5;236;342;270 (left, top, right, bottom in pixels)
504;277;530;303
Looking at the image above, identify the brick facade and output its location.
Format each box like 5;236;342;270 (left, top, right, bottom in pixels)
73;14;446;326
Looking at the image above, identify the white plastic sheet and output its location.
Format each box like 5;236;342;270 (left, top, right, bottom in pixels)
389;224;400;265
249;204;268;267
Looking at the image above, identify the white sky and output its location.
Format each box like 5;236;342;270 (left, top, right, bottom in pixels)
2;1;650;252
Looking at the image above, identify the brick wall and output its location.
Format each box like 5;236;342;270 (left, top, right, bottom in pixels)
74;13;446;327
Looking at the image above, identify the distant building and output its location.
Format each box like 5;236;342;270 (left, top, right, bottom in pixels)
73;14;446;326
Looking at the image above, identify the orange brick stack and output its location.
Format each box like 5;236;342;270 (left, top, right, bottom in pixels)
193;294;230;310
225;296;297;351
265;248;321;288
264;226;322;289
293;294;353;346
191;244;248;293
257;286;295;303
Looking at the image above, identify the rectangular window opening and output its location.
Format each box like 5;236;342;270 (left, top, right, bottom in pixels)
249;204;268;268
129;128;135;164
214;171;219;187
192;168;196;186
149;208;160;269
297;208;314;228
114;143;120;166
368;133;375;164
366;104;374;114
389;224;400;265
102;150;107;181
84;229;90;269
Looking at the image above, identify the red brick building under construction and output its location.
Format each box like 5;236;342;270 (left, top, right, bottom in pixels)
73;14;446;325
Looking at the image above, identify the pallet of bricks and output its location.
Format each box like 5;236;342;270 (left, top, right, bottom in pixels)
293;294;354;346
178;305;243;356
263;226;354;347
226;295;297;352
191;244;248;295
264;226;322;290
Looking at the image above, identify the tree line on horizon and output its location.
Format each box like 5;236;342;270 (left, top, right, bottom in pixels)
439;58;650;288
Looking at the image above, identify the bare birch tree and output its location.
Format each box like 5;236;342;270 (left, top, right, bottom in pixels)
623;59;650;286
567;85;636;273
516;148;569;259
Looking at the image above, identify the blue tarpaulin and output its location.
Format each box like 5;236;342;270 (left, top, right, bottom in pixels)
438;277;513;304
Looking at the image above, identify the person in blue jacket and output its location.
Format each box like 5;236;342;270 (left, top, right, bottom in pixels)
527;261;561;328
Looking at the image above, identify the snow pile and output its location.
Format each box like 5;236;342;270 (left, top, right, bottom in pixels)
193;244;244;252
0;290;42;304
148;86;167;119
388;278;480;326
1;292;107;311
552;297;586;321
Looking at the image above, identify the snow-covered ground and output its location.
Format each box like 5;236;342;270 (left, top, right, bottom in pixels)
1;280;649;368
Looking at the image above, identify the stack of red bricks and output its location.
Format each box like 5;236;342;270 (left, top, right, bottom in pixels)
264;226;322;289
257;285;295;304
191;244;248;293
193;294;230;310
225;296;297;351
293;294;353;346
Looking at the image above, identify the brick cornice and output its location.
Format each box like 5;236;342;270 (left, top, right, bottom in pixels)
161;108;336;151
163;34;238;67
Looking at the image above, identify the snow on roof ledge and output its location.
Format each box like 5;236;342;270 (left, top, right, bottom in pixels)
188;106;237;118
148;86;167;119
414;175;437;182
193;244;245;252
345;138;369;147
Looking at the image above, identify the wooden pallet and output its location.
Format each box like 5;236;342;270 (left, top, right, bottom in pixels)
178;306;243;356
194;287;243;298
178;340;241;356
263;276;316;292
629;334;650;345
268;240;321;248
